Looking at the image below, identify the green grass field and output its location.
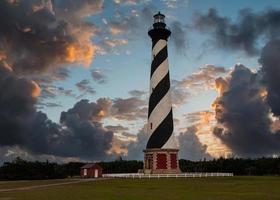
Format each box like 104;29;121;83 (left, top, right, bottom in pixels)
0;176;279;200
0;179;75;190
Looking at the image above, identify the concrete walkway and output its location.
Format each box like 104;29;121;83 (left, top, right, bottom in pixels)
0;178;109;193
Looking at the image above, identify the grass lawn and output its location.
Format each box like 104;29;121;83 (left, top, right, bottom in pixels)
0;179;76;190
0;176;280;200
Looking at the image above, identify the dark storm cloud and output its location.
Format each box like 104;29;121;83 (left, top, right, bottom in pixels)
213;64;280;157
194;8;280;55
57;101;113;159
0;0;99;75
60;98;112;123
0;82;113;160
193;8;280;157
0;0;115;160
0;65;39;146
260;40;280;117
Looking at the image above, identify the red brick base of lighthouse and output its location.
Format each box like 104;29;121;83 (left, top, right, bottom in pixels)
143;149;181;174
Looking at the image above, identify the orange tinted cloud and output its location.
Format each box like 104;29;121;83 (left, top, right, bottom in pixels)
103;39;128;47
259;87;268;98
109;25;124;35
97;110;106;118
211;77;229;110
30;80;41;97
65;43;95;66
215;77;228;97
107;137;128;155
0;51;13;72
185;111;231;158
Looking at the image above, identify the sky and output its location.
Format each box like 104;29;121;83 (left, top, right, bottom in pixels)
1;0;280;163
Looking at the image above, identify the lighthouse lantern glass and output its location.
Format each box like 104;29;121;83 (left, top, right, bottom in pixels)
154;15;165;23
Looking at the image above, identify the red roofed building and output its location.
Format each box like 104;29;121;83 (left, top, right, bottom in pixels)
80;163;103;178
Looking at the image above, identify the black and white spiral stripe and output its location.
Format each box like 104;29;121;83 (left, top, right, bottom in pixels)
146;39;174;149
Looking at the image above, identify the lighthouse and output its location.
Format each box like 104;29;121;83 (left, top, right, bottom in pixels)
143;12;180;174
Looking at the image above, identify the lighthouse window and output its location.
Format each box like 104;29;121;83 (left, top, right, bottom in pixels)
150;123;153;130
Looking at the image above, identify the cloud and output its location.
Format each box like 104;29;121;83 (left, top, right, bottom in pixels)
97;39;128;55
171;64;227;107
31;68;70;85
40;85;75;100
113;0;138;5
111;97;147;120
0;0;123;161
175;64;227;91
0;59;114;160
61;98;112;123
126;125;150;160
108;23;125;35
260;40;280;117
163;0;178;8
105;6;154;40
91;69;107;84
106;5;187;53
105;125;129;132
37;102;62;108
182;110;230;158
194;8;280;56
124;115;213;161
60;96;147;122
178;126;212;161
101;39;128;48
128;90;146;98
0;0;101;75
194;8;280;157
0;146;85;164
170;21;187;53
75;79;96;95
0;65;39;146
212;64;280;157
54;0;103;18
171;86;190;108
57;102;113;159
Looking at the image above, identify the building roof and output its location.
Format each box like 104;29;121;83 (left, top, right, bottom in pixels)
80;163;102;169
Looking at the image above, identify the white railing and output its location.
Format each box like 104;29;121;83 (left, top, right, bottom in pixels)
103;173;233;179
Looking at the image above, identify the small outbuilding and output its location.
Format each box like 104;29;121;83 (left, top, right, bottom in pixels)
80;163;103;178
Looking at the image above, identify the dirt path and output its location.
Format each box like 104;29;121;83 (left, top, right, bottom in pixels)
0;178;109;193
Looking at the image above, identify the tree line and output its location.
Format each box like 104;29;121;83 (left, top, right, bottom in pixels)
0;157;279;180
180;157;280;175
